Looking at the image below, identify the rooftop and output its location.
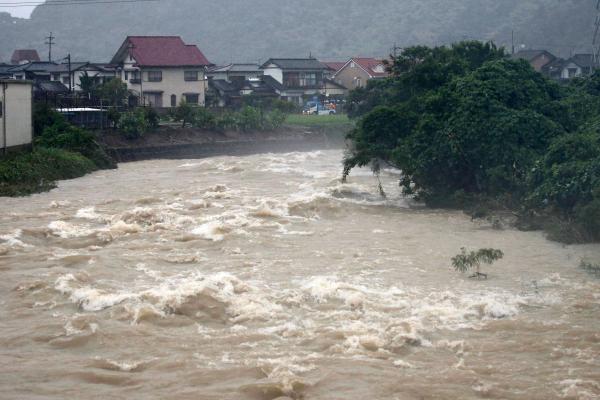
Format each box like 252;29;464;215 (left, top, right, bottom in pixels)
261;58;327;71
111;36;212;67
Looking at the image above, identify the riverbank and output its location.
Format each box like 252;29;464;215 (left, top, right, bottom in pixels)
0;120;352;197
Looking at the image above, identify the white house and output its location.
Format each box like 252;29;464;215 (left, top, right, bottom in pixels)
1;80;33;153
559;54;599;79
110;36;213;108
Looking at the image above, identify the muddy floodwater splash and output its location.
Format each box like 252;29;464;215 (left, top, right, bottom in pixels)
1;150;599;399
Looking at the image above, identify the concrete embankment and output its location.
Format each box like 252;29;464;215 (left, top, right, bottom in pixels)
105;127;348;162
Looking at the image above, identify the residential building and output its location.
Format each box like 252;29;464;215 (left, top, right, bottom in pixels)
323;61;346;79
558;54;599;79
260;58;328;104
1;79;33;153
10;49;41;65
511;50;557;72
208;78;279;107
207;63;263;84
110;36;213;108
47;62;117;92
0;63;12;79
8;61;58;81
332;58;388;90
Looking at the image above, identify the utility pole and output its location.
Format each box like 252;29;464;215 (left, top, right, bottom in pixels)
45;32;55;62
391;43;402;58
511;30;515;55
593;0;600;63
67;53;71;93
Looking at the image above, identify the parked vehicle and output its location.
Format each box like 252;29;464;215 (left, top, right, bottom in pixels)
303;100;336;115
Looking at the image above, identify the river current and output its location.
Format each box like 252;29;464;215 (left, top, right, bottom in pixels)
0;149;599;399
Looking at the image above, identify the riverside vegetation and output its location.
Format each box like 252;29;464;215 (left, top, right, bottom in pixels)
343;41;600;244
0;105;116;197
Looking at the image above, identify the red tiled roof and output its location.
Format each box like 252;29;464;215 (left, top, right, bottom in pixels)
323;61;346;73
11;49;41;64
352;58;388;78
114;36;211;67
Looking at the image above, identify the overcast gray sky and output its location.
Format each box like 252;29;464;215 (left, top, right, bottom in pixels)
0;1;36;19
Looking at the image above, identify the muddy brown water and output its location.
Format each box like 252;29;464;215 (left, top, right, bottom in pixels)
1;149;599;399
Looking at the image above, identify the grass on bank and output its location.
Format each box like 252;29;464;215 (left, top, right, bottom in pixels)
285;113;351;126
0;147;97;196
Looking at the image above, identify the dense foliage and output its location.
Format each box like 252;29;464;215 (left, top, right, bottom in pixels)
172;103;288;132
1;105;116;197
0;147;97;196
344;41;600;242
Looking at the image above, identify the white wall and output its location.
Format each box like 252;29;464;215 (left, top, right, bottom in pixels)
121;65;207;107
561;62;582;79
262;65;283;84
1;81;33;150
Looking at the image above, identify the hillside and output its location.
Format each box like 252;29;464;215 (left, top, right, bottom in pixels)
0;0;596;64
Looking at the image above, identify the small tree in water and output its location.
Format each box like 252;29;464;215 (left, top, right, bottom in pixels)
451;248;504;279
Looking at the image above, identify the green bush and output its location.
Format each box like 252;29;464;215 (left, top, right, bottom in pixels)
173;100;196;128
119;109;149;140
236;106;263;131
33;103;66;136
143;107;160;129
193;107;217;130
0;148;97;197
36;120;116;169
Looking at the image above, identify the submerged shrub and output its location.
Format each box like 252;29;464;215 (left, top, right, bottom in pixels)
451;248;504;279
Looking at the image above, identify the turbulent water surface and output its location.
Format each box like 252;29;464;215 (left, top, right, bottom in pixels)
1;149;599;399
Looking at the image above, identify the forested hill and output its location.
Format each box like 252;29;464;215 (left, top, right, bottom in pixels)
0;0;596;64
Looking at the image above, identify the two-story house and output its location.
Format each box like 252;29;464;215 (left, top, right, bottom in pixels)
110;36;213;108
260;58;328;104
207;63;263;84
332;58;388;90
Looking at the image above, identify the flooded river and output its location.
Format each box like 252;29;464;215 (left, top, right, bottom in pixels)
1;149;599;399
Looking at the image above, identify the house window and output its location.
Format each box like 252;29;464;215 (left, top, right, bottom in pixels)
148;71;162;82
184;93;199;104
124;71;129;80
350;62;356;68
171;94;177;107
0;100;3;118
14;75;23;80
52;73;60;81
299;72;317;87
184;71;199;81
62;76;70;85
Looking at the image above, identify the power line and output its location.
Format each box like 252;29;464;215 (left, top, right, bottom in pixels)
0;0;159;7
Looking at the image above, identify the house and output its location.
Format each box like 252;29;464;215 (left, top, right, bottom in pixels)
332;58;388;90
260;58;328;105
47;62;117;92
1;79;33;154
0;63;12;79
8;61;58;81
322;79;347;98
511;50;557;72
110;36;213;108
10;49;41;65
207;63;263;84
208;78;279;107
323;61;346;79
558;54;599;79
